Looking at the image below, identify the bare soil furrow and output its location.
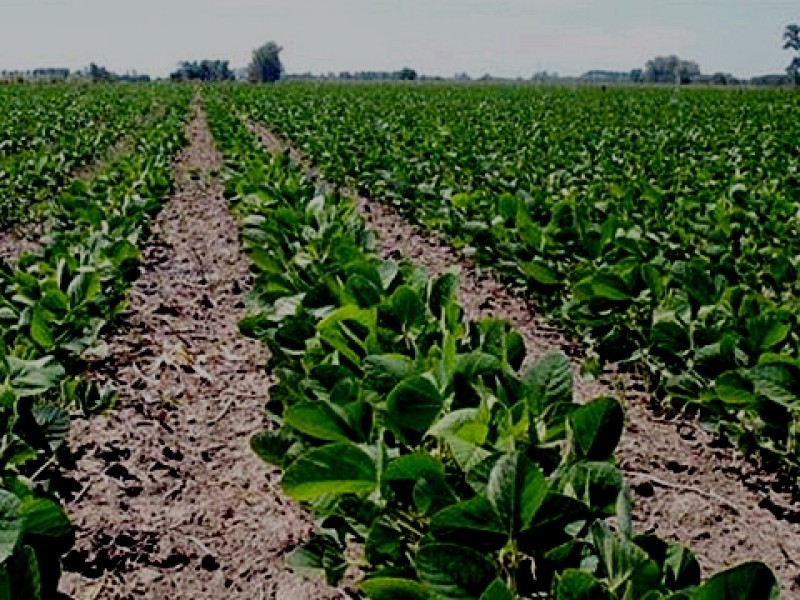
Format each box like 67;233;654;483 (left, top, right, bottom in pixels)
59;105;338;599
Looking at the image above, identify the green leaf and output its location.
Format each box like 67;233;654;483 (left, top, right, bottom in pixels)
0;491;22;564
556;462;625;515
427;409;491;472
286;534;347;587
569;397;624;460
385;454;445;482
365;517;406;565
575;272;631;302
31;405;70;452
518;493;591;553
285;402;358;443
522;261;560;287
487;452;548;533
693;562;778;600
67;270;101;308
554;569;613;599
430;497;507;552
714;371;756;407
415;543;498;599
361;577;432;600
429;272;459;317
6;544;41;600
634;535;701;589
29;306;55;351
250;430;294;467
745;311;792;353
523;352;573;407
388;376;444;433
20;497;72;538
391;286;427;331
364;354;415;394
479;578;514;600
591;522;660;597
7;357;65;397
281;443;378;501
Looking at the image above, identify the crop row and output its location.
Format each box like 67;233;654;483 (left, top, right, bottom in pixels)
0;86;190;597
0;84;173;226
230;83;800;485
204;89;778;599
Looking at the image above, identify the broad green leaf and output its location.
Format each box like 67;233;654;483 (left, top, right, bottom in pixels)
286;534;347;587
523;352;573;408
360;578;432;600
714;371;756;407
7;357;65;397
634;535;701;589
20;497;71;538
0;491;22;564
591;522;660;597
478;578;514;600
66;270;101;308
391;286;427;331
282;443;378;501
250;431;294;467
487;452;548;533
285;402;358;443
385;453;445;482
569;397;624;460
388;376;443;433
429;271;459;317
693;562;778;600
430;497;507;552
522;261;560;287
415;543;498;599
556;462;625;515
31;405;70;452
745;312;792;352
365;517;406;564
364;354;415;393
29;306;55;351
574;272;631;302
554;569;613;599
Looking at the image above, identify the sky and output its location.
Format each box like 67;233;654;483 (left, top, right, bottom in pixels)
0;0;797;78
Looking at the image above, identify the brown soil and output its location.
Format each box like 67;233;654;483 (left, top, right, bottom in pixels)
248;120;800;596
0;223;43;262
59;105;339;599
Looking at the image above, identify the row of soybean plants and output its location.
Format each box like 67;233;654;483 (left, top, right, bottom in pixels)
231;83;800;487
0;85;191;597
204;89;777;599
0;84;168;226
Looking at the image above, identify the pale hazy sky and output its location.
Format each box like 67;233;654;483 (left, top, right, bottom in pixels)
0;0;796;78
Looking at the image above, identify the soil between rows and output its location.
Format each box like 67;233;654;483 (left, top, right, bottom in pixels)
247;119;800;596
59;105;339;599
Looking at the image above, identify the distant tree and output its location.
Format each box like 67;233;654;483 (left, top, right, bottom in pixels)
644;55;700;84
629;68;644;83
249;41;283;83
396;67;417;81
171;60;233;82
710;72;735;85
784;24;800;84
88;63;113;82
